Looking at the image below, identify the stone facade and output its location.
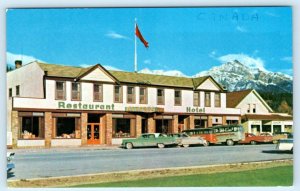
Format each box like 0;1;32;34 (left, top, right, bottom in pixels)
105;113;113;145
147;116;155;133
136;115;142;137
81;113;88;145
11;111;19;149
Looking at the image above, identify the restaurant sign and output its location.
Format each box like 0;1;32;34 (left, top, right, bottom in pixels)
58;101;115;110
125;107;164;113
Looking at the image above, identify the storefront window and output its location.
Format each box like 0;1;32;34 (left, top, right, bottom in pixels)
94;84;103;102
127;86;135;103
193;91;200;106
56;81;66;100
174;90;181;106
113;118;131;138
139;87;147;104
157;89;164;105
71;82;81;100
205;92;211;107
114;85;123;103
215;93;221;107
54;117;81;138
19;116;44;139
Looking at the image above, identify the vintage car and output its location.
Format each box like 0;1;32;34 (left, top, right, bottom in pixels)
168;133;208;147
272;132;293;144
276;138;293;153
238;133;273;145
121;133;180;149
7;152;15;173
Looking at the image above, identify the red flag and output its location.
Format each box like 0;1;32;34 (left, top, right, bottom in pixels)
135;24;149;48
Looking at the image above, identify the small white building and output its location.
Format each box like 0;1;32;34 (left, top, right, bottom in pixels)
227;89;293;135
7;61;242;148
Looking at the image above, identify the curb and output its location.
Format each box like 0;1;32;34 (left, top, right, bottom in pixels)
8;159;293;188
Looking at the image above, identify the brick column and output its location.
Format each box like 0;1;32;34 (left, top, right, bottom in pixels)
208;115;213;127
172;115;178;133
147;116;155;133
44;112;53;148
136;115;142;137
222;116;227;125
189;115;195;129
100;115;106;144
81;113;88;146
184;117;189;130
11;111;19;149
105;113;113;145
130;118;136;137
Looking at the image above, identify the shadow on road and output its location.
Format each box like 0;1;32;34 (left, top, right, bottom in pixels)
262;150;293;154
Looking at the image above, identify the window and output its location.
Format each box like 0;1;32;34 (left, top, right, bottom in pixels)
157;89;165;105
253;104;256;113
54;117;81;138
94;84;103;102
9;88;12;97
113;118;131;138
139;87;147;104
127;86;135;103
174;90;182;106
16;85;20;96
114;85;123;103
193;92;200;106
19;116;44;139
71;82;81;100
215;93;221;107
247;104;250;113
205;92;211;107
55;81;66;100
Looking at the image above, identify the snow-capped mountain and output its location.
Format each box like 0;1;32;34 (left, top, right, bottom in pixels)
195;60;293;93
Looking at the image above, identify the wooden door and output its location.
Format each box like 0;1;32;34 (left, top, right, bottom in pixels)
87;123;101;144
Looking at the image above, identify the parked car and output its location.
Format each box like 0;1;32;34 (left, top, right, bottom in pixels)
168;133;208;147
276;138;293;153
7;152;15;173
238;133;273;145
121;133;180;149
272;132;293;144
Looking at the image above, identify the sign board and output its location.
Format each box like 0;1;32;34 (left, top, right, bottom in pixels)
125;107;164;113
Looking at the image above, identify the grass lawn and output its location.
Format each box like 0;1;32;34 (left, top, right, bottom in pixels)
73;165;293;187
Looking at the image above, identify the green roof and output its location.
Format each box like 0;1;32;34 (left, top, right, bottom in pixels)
37;62;221;90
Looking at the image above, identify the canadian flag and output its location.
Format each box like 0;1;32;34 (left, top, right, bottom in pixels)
135;24;149;48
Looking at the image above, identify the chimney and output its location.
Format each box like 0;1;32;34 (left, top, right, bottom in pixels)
15;60;22;69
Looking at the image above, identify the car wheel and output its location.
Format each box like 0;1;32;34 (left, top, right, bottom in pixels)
273;140;278;144
250;140;257;145
291;148;293;154
183;144;189;148
206;141;210;146
157;143;165;148
226;139;234;146
203;142;208;147
125;142;133;149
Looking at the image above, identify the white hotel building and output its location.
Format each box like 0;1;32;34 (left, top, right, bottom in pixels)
7;61;242;148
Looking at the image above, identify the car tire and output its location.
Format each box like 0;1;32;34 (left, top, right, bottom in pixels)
183;144;189;148
250;140;257;145
273;140;278;144
206;141;210;146
291;148;293;154
226;139;234;146
203;142;208;147
125;142;133;149
157;143;165;148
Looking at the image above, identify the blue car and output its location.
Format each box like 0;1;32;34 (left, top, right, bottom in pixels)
7;152;15;173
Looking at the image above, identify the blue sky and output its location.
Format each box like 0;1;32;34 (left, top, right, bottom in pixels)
6;7;292;76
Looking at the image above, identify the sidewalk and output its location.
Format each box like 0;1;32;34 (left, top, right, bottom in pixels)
7;144;122;154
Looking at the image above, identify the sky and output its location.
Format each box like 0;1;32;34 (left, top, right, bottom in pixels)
6;7;293;76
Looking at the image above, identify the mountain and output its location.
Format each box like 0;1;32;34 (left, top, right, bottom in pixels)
195;60;293;93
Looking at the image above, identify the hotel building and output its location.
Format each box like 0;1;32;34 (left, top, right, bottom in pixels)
7;61;241;148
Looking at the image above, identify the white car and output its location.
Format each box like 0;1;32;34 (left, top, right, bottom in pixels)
168;133;208;147
276;139;293;153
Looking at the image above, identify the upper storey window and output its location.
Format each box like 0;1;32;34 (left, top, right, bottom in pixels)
215;93;221;107
157;89;165;105
205;92;211;107
55;81;66;100
94;84;103;102
139;87;147;104
174;90;182;106
114;85;123;103
127;86;135;104
71;82;81;101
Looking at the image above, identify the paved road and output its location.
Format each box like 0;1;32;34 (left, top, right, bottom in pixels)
8;144;292;180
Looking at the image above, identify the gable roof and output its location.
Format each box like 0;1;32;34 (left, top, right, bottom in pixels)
227;89;273;112
35;62;224;90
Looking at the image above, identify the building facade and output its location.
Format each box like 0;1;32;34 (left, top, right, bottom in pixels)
7;61;241;148
226;89;293;135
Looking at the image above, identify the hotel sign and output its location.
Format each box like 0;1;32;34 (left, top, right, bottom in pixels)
58;101;115;110
125;107;164;113
186;107;205;113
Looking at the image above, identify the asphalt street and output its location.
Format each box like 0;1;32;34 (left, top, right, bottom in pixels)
8;144;292;180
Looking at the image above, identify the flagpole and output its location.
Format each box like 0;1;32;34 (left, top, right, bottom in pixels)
134;18;137;72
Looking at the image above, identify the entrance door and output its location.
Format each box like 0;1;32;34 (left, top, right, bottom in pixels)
87;123;100;144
